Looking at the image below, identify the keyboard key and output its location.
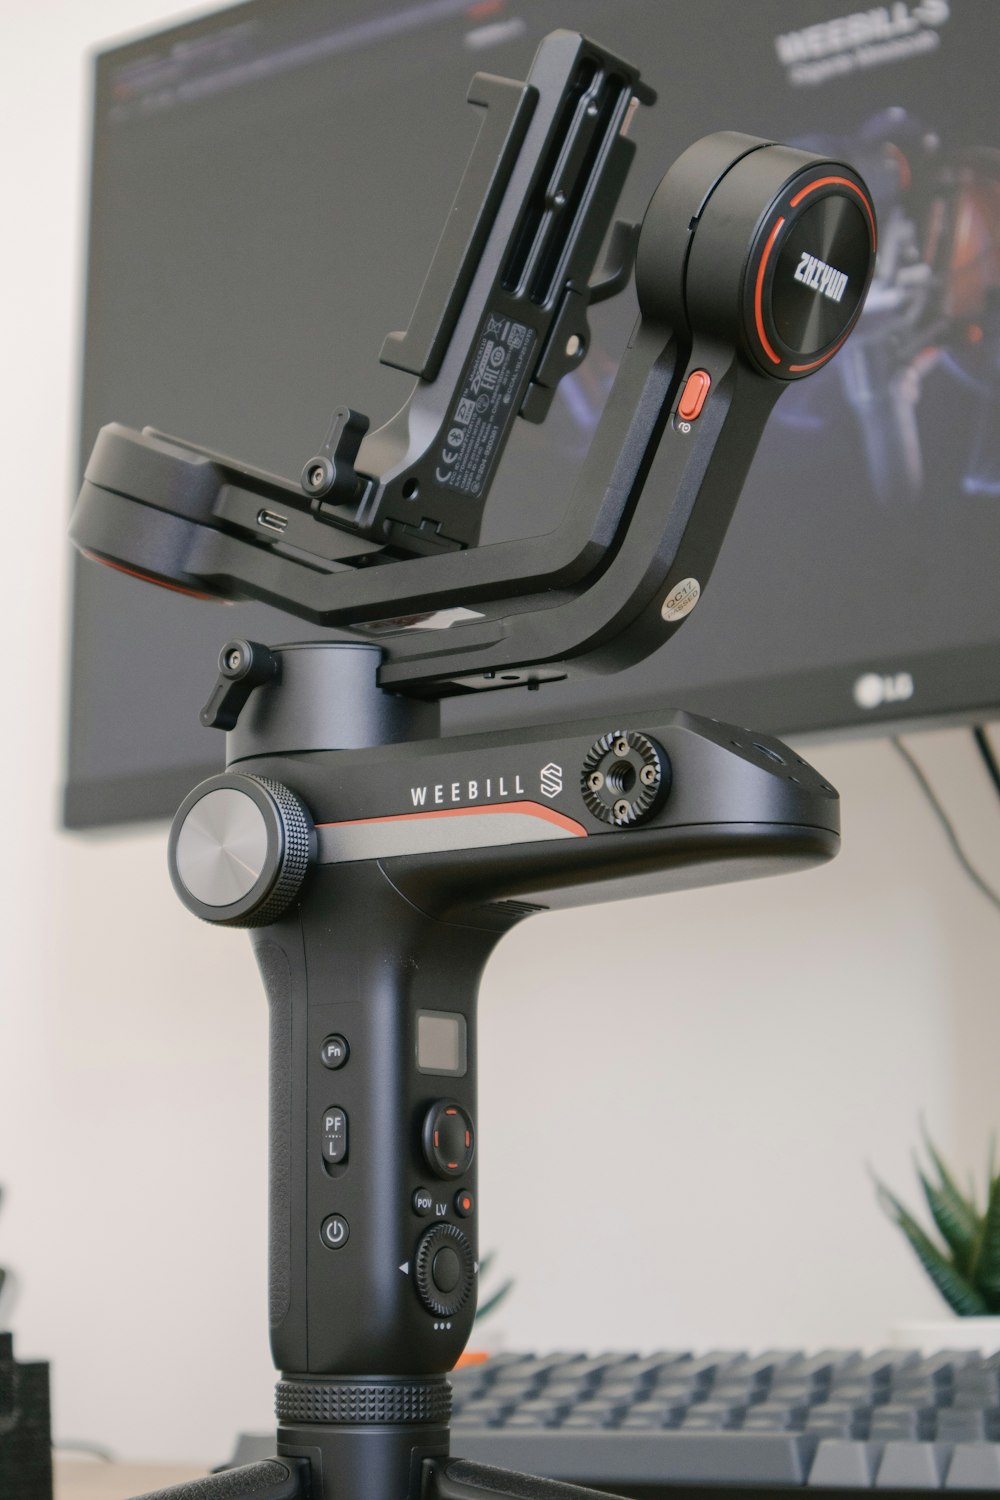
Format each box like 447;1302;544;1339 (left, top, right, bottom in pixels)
945;1441;1000;1489
743;1403;809;1431
452;1428;820;1485
808;1439;883;1487
875;1440;952;1488
936;1408;988;1441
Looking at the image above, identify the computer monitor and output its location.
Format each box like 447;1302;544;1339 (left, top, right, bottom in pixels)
65;0;1000;828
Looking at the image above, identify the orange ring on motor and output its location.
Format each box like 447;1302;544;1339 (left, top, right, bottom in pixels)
749;173;876;377
81;549;222;601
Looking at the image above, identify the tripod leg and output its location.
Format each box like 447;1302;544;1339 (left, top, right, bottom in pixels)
130;1457;308;1500
425;1456;631;1500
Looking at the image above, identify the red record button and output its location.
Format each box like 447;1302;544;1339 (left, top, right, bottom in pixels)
677;369;711;422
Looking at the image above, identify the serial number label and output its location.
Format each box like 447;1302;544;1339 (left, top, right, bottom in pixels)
434;313;535;497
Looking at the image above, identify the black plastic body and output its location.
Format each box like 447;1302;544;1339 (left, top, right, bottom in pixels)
221;646;838;1382
349;31;652;555
66;32;876;1500
164;641;840;1500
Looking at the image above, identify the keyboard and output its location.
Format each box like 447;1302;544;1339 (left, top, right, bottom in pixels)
230;1347;1000;1493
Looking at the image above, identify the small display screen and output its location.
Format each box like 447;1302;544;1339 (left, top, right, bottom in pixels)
417;1011;467;1076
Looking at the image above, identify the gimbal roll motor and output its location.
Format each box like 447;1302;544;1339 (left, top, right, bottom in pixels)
69;27;876;1500
636;131;874;377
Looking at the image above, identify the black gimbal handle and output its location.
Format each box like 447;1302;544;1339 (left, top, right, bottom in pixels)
160;641;841;1500
255;861;492;1379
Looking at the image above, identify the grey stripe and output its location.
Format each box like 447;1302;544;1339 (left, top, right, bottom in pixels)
317;810;582;864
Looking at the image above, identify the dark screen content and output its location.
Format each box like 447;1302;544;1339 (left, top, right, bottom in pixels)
66;0;1000;824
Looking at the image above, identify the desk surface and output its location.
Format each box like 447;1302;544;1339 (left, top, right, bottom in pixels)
55;1459;209;1500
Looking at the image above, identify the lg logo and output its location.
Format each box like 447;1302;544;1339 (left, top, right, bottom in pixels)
853;671;915;710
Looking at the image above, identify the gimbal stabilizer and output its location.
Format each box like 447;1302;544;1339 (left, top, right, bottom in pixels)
70;29;876;1500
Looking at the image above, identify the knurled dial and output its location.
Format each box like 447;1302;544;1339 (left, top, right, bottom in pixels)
168;772;313;927
413;1223;476;1319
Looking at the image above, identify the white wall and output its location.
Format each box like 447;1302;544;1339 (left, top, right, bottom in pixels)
1;0;999;1467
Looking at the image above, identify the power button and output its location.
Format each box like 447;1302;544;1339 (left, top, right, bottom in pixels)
677;369;711;422
320;1214;350;1250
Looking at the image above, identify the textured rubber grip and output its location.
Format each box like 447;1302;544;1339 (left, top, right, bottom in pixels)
132;1459;303;1500
276;1377;452;1425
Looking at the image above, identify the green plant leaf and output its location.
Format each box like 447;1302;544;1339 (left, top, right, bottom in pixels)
920;1121;982;1220
917;1166;979;1274
474;1278;515;1323
876;1184;990;1316
972;1174;1000;1310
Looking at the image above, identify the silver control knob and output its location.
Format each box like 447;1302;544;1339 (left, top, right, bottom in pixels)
168;772;313;927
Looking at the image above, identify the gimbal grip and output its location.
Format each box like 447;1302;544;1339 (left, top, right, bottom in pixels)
251;861;501;1379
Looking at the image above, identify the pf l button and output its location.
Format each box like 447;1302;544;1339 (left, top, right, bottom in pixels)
677;369;711;423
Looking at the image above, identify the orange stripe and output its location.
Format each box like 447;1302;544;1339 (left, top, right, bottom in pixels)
789;175;877;250
317;800;587;837
81;550;220;602
789;330;852;372
754;217;785;365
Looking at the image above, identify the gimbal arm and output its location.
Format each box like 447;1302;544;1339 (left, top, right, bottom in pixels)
72;59;875;699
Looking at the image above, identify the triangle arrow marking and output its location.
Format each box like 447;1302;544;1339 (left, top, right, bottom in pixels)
400;1262;409;1274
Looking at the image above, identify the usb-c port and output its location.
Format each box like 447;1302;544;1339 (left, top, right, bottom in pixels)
257;508;288;534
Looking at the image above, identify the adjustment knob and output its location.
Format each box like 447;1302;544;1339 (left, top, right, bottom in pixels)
168;772;314;927
413;1223;475;1319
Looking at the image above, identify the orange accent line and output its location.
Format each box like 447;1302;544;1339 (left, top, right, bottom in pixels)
447;1163;458;1170
317;800;587;837
754;217;785;365
789;330;852;372
445;1109;457;1116
81;550;220;601
789;175;877;250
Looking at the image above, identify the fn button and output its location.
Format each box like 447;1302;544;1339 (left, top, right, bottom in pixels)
321;1034;349;1069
